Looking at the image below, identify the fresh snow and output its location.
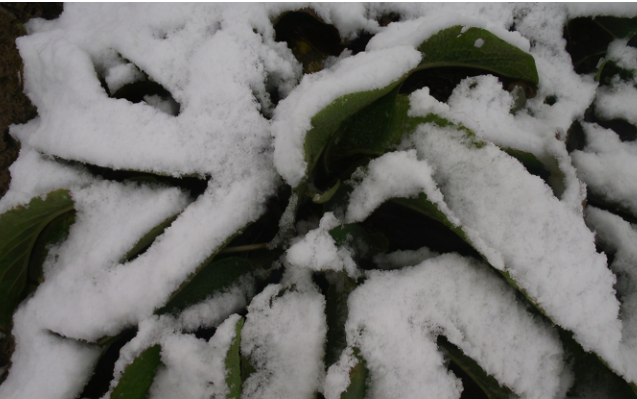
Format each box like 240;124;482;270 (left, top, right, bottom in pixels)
2;3;637;399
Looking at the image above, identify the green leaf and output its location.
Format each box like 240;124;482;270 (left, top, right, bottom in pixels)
323;271;358;367
0;189;75;333
109;344;162;399
437;336;513;399
225;318;244;399
156;257;254;315
341;348;368;399
240;354;257;383
593;16;637;39
417;26;539;87
120;214;180;262
323;86;402;175
303;78;405;186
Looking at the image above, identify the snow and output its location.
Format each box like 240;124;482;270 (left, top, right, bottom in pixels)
572;122;637;216
346;253;571;399
272;44;421;187
585;207;637;372
241;283;326;399
401;124;623;373
2;3;637;398
286;213;360;278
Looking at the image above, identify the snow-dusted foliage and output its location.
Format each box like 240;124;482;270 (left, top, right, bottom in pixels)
2;4;637;399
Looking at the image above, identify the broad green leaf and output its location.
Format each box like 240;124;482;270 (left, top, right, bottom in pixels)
594;17;637;39
341;348;368;399
323;271;358;367
303;78;405;185
225;318;244;399
437;336;513;399
120;214;180;262
417;26;539;87
156;257;254;315
109;344;161;399
0;189;75;333
323;86;402;175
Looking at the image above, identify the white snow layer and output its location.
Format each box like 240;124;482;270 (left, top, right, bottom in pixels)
3;3;637;399
272;46;421;187
400;124;630;380
286;212;359;278
241;284;326;399
346;254;571;399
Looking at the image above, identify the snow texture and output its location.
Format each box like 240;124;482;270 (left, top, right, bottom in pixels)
241;283;327;399
3;3;637;398
346;253;571;399
572;122;637;216
401;123;630;380
286;213;359;278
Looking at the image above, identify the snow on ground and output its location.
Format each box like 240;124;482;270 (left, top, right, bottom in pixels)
2;3;637;399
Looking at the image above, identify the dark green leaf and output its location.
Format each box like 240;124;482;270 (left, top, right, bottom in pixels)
225;318;244;399
120;214;180;262
437;336;513;399
156;257;254;315
323;271;358;367
109;344;161;399
303;78;405;186
341;348;368;399
594;17;637;39
564;18;615;74
0;189;75;333
417;26;539;87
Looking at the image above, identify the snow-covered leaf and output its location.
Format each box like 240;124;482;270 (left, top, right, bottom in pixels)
156;257;255;315
416;26;539;87
120;214;180;263
109;344;162;399
0;189;74;333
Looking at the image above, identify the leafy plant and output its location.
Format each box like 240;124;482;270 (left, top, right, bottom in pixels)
2;6;637;399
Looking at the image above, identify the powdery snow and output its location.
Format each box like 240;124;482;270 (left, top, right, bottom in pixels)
2;3;637;399
272;46;421;187
572;122;637;216
240;283;327;399
346;253;571;399
401;124;623;372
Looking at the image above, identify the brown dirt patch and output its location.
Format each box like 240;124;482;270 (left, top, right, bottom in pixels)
0;3;63;199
